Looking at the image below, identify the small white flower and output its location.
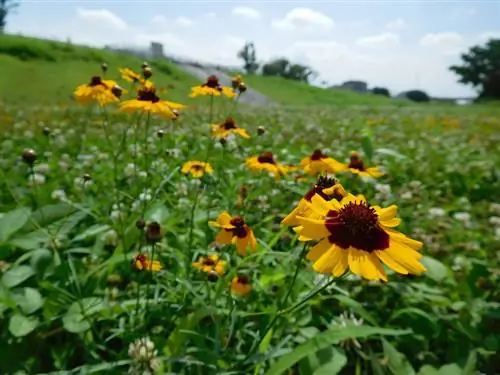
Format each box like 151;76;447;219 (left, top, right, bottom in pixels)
375;183;392;200
489;203;500;215
33;163;50;175
74;176;93;188
128;336;159;374
125;163;137;177
453;212;471;223
408;180;422;189
28;173;46;186
110;210;122;221
400;191;413;200
58;161;69;172
51;189;67;201
428;207;446;219
138;171;148;179
103;230;118;246
489;216;500;227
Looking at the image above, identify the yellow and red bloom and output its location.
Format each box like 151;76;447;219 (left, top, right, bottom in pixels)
74;76;120;106
300;149;345;176
190;75;235;98
245;152;288;179
119;67;143;84
192;255;227;276
296;194;426;282
211;117;250;139
209;212;257;256
134;254;162;272
340;151;384;178
181;161;213;178
120;81;185;118
231;275;252;296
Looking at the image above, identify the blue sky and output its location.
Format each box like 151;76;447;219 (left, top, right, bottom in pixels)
8;1;500;97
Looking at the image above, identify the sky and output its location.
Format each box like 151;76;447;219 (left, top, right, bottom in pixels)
7;0;500;97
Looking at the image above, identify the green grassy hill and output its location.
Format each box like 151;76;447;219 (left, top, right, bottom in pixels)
0;34;200;105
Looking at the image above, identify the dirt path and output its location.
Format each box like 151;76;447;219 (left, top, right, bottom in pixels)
177;63;272;106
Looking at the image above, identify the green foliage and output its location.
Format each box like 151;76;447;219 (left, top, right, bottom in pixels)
261;57;316;83
237;42;259;74
403;90;431;103
372;87;391;97
450;38;500;99
0;0;19;33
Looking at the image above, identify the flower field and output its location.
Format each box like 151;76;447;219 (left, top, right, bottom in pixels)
0;60;500;375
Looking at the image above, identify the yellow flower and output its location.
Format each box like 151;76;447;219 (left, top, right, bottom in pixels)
296;194;426;282
181;161;213;178
340;151;384;178
282;176;347;232
73;76;119;106
120;82;186;118
134;254;162;272
246;152;288;179
119;67;143;84
192;255;227;276
209;212;257;256
300;149;346;176
190;75;235;98
231;275;252;296
211;117;250;139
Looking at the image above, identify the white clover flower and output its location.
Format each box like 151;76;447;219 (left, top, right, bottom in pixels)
74;176;93;188
54;135;67;147
51;189;67;201
103;229;118;246
453;212;471;223
400;191;413;200
138;190;152;202
428;207;446;219
409;180;422;189
489;203;500;215
23;130;34;139
489;216;500;227
110;210;122;222
375;183;392;200
58;161;69;172
332;312;364;349
128;336;160;375
138;171;148;179
33;163;50;175
28;173;46;186
125;163;137;177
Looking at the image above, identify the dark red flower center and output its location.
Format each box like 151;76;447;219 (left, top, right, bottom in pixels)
236;274;250;285
202;257;216;266
222;117;237;129
137;88;160;103
191;164;204;171
324;202;389;252
348;155;365;171
227;216;248;238
89;76;107;88
310;149;327;161
303;176;341;202
135;254;147;263
202;75;222;91
257;152;275;164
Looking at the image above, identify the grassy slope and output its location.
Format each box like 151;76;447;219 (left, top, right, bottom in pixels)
0;34;200;105
240;74;404;106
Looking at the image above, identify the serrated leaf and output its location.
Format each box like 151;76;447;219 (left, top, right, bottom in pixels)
264;326;411;375
8;313;39;337
0;207;31;242
1;265;35;288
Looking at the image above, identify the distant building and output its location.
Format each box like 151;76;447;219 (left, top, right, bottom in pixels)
150;42;164;58
329;80;368;93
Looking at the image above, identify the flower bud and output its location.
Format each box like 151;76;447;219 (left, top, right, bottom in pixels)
101;62;108;73
257;126;266;136
145;221;162;243
22;149;37;166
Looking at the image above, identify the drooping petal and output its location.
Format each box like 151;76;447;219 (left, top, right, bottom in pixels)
306;238;332;261
215;229;233;245
295;218;331;240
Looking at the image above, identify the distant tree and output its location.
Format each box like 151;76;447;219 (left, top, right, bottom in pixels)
372;87;391;97
261;58;316;83
0;0;19;33
237;42;259;74
404;90;430;103
450;38;500;99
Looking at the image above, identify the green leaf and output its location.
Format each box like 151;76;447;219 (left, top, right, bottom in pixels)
8;313;39;337
8;229;51;251
0;207;31;242
361;128;374;160
438;364;462;375
333;295;378;326
1;265;35;288
13;287;44;315
30;248;54;278
462;351;477;375
62;298;103;333
62;312;90;333
71;224;110;242
421;256;452;283
375;148;407;160
382;339;416;375
264;326;411;375
418;365;440;375
145;202;169;224
313;347;347;375
22;203;75;232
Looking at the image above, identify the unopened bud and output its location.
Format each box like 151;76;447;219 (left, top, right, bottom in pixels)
111;85;124;99
145;221;162;243
22;149;37;166
101;62;108;72
136;218;146;230
143;66;153;79
156;129;165;138
207;270;219;282
257;126;266;136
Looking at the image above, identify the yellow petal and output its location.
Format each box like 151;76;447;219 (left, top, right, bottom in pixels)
215;230;233;245
347;248;387;281
383;241;427;275
306;238;332;262
375;205;398;221
296;218;330;240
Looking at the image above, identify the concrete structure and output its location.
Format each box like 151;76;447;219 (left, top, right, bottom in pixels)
150;42;164;58
329;80;368;93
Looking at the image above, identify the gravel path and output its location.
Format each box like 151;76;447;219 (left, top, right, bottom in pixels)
177;63;272;106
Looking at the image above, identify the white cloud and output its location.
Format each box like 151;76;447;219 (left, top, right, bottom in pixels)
76;8;127;31
478;31;500;41
272;8;334;31
232;6;260;19
174;16;195;27
385;18;407;31
356;33;400;49
419;32;463;48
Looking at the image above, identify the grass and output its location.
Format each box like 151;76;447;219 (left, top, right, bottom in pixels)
0;34;200;105
1;33;500;375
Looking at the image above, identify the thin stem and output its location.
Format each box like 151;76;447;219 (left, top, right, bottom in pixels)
141;112;152;216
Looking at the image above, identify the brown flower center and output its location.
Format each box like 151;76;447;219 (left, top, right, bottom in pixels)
222;117;237;130
203;75;222;91
324;202;389;252
236;274;250;285
191;164;204;171
257;152;275;164
135;254;147;263
202;257;216;266
310;149;327;161
137;88;160;103
348;155;365;171
228;216;248;238
303;176;340;202
89;76;107;88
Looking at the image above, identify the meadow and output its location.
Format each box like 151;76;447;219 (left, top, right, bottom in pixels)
1;35;500;375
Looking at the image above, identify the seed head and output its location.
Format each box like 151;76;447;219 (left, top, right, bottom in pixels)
136;218;146;230
101;62;108;72
207;270;219;282
145;221;162;243
238;82;247;93
143;66;153;79
257;126;266;136
22;149;37;166
156;129;165;138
